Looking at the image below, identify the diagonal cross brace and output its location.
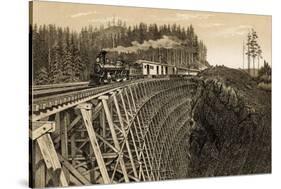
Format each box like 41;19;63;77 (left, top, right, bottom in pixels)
31;121;68;187
99;95;130;182
77;103;111;184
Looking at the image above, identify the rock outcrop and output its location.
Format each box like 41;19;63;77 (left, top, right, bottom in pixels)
186;66;271;177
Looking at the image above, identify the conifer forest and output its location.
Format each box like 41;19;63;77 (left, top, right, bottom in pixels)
31;21;208;85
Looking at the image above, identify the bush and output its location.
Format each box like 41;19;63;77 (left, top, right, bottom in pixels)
257;82;271;91
258;61;271;77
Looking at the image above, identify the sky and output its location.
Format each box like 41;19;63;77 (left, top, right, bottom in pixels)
32;1;272;68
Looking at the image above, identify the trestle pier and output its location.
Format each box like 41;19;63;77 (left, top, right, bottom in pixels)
30;77;199;187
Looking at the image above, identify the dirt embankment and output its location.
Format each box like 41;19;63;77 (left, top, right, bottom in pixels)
187;66;271;177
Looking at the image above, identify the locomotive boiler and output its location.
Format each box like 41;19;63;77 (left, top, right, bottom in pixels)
89;50;130;86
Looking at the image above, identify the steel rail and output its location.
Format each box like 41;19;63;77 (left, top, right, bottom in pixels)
32;81;89;91
30;77;175;122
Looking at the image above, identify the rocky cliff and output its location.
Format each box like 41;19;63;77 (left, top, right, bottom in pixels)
186;66;271;177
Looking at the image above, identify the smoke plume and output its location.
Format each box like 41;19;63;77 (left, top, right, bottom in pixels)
104;35;182;54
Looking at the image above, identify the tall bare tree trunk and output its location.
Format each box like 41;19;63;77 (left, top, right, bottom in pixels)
112;34;115;48
48;47;51;72
243;41;245;69
258;56;260;71
252;57;256;77
247;47;250;74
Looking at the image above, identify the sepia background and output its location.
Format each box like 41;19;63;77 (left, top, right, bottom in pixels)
29;1;272;188
32;1;271;69
1;0;279;189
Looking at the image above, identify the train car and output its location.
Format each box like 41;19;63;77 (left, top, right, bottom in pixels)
136;59;201;76
89;50;200;86
128;63;143;79
136;60;178;77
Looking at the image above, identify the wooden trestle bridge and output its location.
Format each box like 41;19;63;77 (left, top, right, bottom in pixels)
30;77;199;187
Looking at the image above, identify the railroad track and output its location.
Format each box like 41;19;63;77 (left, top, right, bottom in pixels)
32;81;90;98
30;78;174;121
33;81;89;90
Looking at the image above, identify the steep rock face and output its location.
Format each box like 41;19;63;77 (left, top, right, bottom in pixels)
186;67;271;177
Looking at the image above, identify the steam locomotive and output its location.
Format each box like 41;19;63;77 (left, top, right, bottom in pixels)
89;50;130;86
89;49;199;86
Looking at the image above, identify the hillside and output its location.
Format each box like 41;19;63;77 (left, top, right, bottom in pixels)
186;66;271;177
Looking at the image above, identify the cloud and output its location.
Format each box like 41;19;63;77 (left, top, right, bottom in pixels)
175;13;213;20
71;11;96;18
88;16;128;24
199;23;224;28
160;13;213;23
216;25;253;37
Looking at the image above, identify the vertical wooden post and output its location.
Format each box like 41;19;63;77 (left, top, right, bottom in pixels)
70;133;76;166
100;110;106;151
128;87;151;180
54;113;61;139
120;91;142;176
61;112;69;183
180;49;183;65
37;134;68;187
113;91;138;178
33;142;45;187
99;95;129;183
77;103;111;184
124;88;147;180
89;142;96;183
31;121;68;187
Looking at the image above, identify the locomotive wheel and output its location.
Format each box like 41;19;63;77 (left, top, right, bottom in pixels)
94;64;102;74
112;71;117;81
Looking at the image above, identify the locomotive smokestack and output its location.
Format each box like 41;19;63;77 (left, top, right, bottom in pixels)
99;50;107;64
180;48;183;65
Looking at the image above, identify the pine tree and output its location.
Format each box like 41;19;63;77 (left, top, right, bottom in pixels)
73;47;83;81
32;24;40;76
246;32;252;74
138;23;147;42
257;44;262;71
35;67;49;85
193;35;199;62
258;60;271;79
49;44;63;83
245;29;261;76
32;21;208;82
62;44;73;82
70;35;83;81
250;29;259;76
